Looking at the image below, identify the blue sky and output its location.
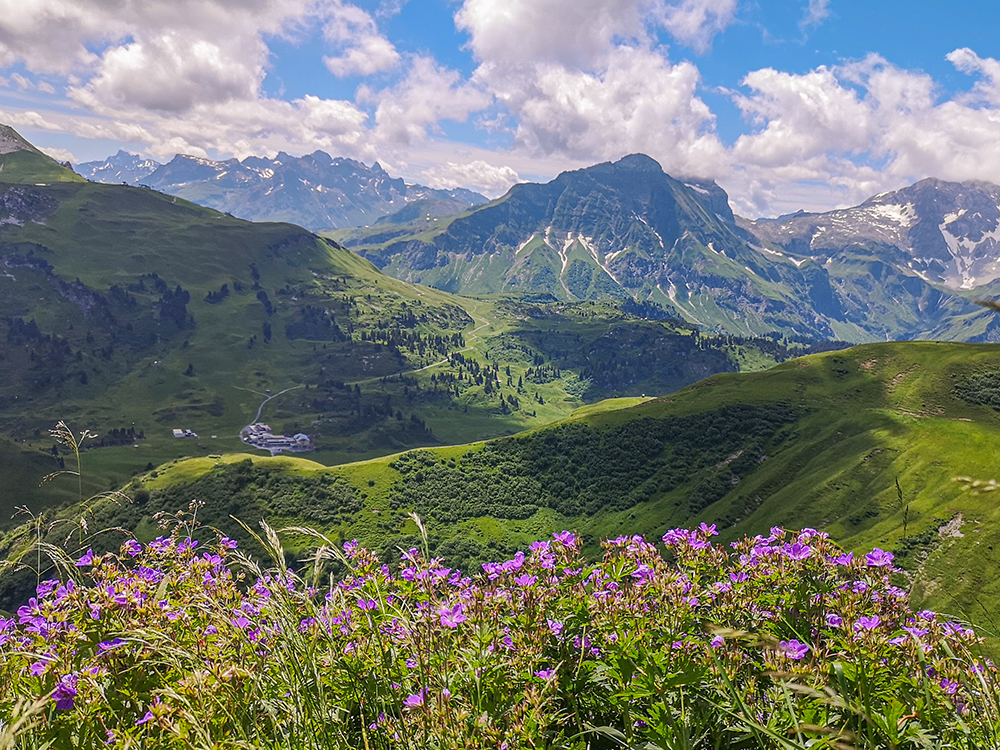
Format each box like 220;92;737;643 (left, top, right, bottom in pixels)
0;0;998;216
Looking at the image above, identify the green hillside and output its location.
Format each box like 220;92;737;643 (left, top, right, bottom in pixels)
8;341;1000;623
0;127;825;524
0;149;85;184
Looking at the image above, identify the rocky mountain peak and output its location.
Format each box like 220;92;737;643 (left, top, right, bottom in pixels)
613;153;664;172
75;148;487;230
0;125;39;156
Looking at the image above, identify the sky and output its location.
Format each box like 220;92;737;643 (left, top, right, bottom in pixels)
0;0;999;217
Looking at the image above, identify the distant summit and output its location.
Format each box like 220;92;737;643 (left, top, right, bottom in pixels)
348;153;1000;342
83;150;159;184
0;124;39;156
76;150;488;231
744;177;1000;291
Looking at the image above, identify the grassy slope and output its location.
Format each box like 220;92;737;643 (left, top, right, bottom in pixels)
0;150;85;184
0;167;803;524
105;341;1000;622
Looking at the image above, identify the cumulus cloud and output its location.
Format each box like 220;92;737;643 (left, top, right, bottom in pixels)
947;47;1000;104
455;0;730;182
423;159;519;197
362;56;491;145
456;0;735;68
456;0;653;69
71;34;263;112
483;47;726;179
0;0;411;164
722;51;1000;215
323;0;400;77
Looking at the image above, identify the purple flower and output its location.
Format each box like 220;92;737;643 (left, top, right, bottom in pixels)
438;602;467;628
136;710;154;726
831;552;854;566
513;574;537;588
98;638;126;652
779;640;810;660
710;635;725;648
631;564;654;582
123;539;142;557
940;678;959;695
854;615;881;631
547;619;564;637
358;598;378;611
865;548;894;567
29;661;48;676
825;613;843;628
552;531;576;547
75;549;94;567
36;580;59;598
52;674;78;710
404;690;426;710
784;542;812;561
662;529;689;547
534;669;555;679
698;522;718;537
177;538;199;553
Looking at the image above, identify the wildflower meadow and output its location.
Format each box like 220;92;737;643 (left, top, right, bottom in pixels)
0;520;997;749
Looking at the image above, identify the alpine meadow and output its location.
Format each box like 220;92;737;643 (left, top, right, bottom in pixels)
5;1;1000;745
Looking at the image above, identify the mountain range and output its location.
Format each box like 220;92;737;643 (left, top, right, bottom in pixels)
76;150;487;232
338;156;1000;343
0;124;814;521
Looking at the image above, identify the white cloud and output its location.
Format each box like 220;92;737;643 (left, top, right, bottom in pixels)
37;80;55;94
71;33;262;112
362;56;491;145
456;0;735;69
722;51;1000;215
659;0;737;53
946;47;1000;105
456;0;650;69
38;145;75;163
10;72;31;90
322;0;400;77
799;0;830;31
423;159;519;197
472;46;726;182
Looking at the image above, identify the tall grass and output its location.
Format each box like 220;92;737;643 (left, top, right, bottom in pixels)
1;517;997;749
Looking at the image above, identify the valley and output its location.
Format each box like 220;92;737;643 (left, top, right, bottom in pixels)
0;126;819;525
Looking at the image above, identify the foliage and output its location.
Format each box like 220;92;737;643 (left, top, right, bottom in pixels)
388;405;797;522
0;524;996;749
954;369;1000;408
